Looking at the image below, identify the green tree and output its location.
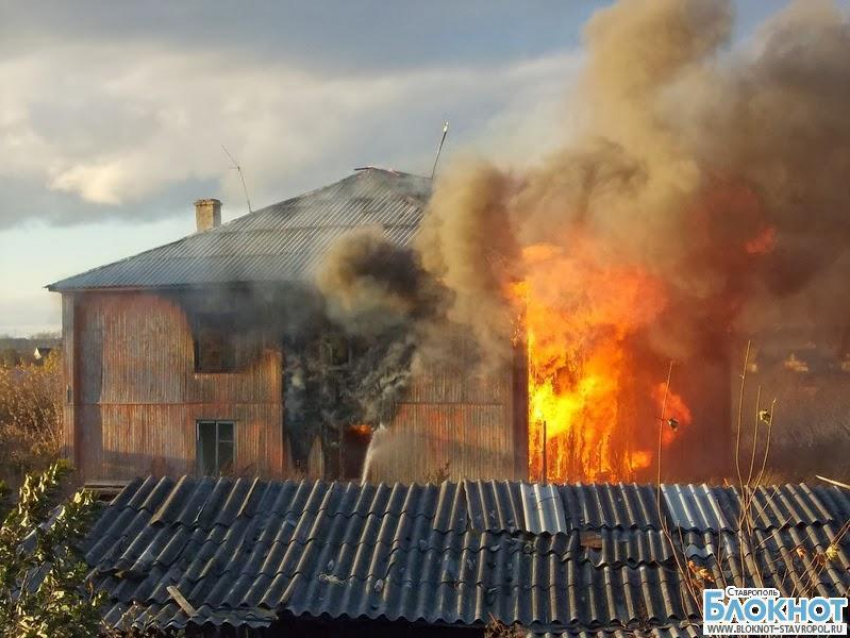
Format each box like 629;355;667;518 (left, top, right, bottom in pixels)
0;462;104;637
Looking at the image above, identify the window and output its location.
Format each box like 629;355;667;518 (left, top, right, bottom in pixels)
194;314;236;372
197;420;235;476
341;424;372;480
320;332;352;369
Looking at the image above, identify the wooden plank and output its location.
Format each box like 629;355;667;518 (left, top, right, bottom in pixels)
166;586;197;617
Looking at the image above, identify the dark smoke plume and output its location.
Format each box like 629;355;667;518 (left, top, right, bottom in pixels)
313;228;445;431
317;227;439;337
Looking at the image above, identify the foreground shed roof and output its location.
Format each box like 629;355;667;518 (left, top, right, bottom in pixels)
49;168;431;292
85;477;850;636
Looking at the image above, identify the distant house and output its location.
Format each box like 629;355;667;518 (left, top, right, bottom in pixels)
48;169;527;485
32;346;53;362
86;476;850;636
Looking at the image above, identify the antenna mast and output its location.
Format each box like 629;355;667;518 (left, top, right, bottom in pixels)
222;145;253;213
430;121;449;180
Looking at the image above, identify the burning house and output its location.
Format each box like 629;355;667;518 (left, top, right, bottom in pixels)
48;0;850;487
48;168;527;484
46;165;735;487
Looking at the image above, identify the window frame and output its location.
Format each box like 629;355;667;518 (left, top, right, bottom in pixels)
193;313;238;374
196;419;237;476
320;331;353;370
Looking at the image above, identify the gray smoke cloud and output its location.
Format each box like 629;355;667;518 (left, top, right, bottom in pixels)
416;162;520;366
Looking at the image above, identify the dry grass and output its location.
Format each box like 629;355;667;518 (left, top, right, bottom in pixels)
484;617;525;638
738;372;850;482
656;341;849;624
0;351;63;485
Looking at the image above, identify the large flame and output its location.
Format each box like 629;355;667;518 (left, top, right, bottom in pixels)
513;237;690;482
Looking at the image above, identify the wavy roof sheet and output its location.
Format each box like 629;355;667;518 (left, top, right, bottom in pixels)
86;478;850;635
49;168;431;291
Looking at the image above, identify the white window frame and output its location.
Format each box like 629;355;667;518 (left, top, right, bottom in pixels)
196;420;236;476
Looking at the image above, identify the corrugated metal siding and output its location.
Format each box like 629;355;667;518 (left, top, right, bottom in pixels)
49;169;431;291
369;334;518;484
370;401;516;484
62;294;78;466
74;293;285;481
56;168;525;487
87;478;849;636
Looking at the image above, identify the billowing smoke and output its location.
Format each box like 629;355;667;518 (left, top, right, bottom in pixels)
317;228;438;336
315;228;443;426
421;0;850;358
311;0;850;479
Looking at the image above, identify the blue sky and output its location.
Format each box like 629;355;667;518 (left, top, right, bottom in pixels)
0;1;807;334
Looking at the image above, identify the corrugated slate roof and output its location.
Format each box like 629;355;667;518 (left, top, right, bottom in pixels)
662;483;845;532
86;478;850;635
48;168;431;291
560;483;663;531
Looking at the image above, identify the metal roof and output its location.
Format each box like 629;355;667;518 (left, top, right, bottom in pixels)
86;478;850;635
48;168;431;292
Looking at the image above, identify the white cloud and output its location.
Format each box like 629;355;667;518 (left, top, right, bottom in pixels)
0;42;581;220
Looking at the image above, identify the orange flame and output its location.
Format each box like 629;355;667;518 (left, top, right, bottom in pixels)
745;226;776;255
513;238;681;482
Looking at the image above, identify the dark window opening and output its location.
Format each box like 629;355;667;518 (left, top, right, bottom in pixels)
194;314;236;372
197;420;235;476
320;332;352;369
341;424;372;480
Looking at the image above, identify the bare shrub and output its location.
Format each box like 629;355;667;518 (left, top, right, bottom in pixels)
484;617;525;638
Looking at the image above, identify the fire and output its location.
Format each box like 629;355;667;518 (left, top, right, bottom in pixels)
744;225;776;255
513;238;682;482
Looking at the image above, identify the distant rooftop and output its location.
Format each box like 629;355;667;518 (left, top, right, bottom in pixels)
48;168;431;292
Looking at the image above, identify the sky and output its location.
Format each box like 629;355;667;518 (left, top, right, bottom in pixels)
0;1;800;335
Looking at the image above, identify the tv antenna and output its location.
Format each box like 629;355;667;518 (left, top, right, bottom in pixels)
430;121;449;180
222;145;253;213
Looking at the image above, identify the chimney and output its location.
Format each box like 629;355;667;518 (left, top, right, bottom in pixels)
195;199;221;232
